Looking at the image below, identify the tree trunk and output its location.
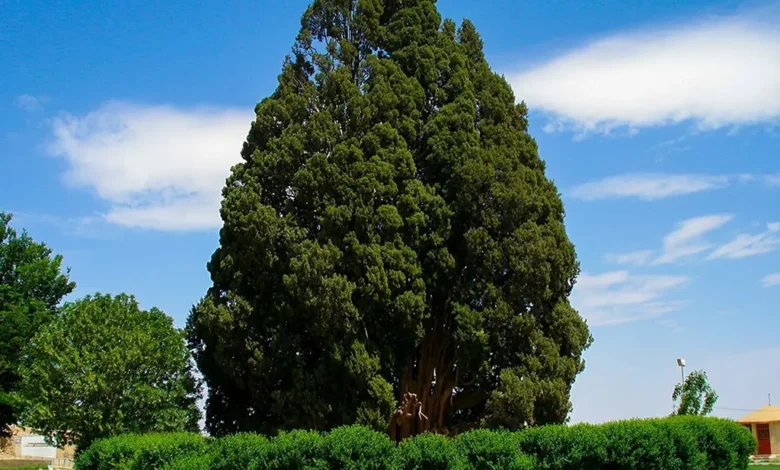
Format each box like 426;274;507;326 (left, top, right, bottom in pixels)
388;317;458;441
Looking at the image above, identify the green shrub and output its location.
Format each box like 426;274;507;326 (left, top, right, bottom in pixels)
719;418;756;467
516;416;753;470
209;433;270;470
517;423;608;470
76;416;754;470
456;429;535;470
598;419;688;470
75;432;207;470
129;433;208;470
75;434;140;470
671;416;754;470
323;425;394;470
253;429;327;470
394;432;467;470
160;453;213;470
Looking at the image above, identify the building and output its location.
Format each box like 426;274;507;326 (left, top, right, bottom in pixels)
738;405;780;456
0;425;74;469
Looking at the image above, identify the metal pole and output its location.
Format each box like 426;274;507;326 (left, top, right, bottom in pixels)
680;364;685;384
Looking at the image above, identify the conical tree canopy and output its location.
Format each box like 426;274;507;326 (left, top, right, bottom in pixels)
188;0;592;439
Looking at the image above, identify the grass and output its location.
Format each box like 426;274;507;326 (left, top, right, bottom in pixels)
0;460;49;469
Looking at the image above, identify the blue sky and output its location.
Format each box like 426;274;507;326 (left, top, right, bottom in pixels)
2;0;779;424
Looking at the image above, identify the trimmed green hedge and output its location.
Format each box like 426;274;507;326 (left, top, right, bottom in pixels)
515;416;755;470
75;417;755;470
75;432;208;470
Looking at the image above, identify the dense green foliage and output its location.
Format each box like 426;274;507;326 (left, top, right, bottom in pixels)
516;416;754;469
17;294;201;450
0;212;75;436
207;433;271;470
189;0;591;439
75;433;207;470
395;433;466;470
75;416;755;470
673;370;718;416
456;430;533;470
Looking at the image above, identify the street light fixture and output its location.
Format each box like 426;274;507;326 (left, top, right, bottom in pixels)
677;358;686;383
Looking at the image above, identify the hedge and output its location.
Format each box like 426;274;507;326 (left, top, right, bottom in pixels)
75;432;208;470
515;416;755;470
75;416;755;470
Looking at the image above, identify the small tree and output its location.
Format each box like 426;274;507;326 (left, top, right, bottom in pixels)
17;293;200;450
0;212;75;436
672;370;718;416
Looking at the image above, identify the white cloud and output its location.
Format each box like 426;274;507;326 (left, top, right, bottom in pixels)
509;13;780;134
572;270;689;326
569;173;730;201
14;94;45;112
762;273;780;287
606;214;733;266
654;214;733;264
48;101;251;231
767;174;780;186
709;222;780;259
736;173;757;183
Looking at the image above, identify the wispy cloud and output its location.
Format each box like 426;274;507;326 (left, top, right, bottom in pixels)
571;173;780;201
10;211;109;239
657;318;685;333
14;94;46;112
48;101;251;231
606;214;733;265
709;222;780;259
655;214;734;264
572;270;689;326
762;273;780;287
509;12;780;135
569;173;731;201
604;250;654;266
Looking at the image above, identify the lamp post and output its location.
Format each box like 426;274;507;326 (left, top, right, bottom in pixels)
677;358;686;384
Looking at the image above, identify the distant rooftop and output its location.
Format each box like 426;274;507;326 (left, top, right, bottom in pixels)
738;406;780;424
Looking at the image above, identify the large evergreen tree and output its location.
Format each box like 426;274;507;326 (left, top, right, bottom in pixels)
189;0;592;439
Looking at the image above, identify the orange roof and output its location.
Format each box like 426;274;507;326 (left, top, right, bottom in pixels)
738;406;780;424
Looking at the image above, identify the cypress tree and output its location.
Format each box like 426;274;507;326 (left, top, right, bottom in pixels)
188;0;592;439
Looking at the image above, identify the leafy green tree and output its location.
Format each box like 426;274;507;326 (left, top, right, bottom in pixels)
672;370;718;416
0;212;75;436
189;0;591;439
18;293;200;450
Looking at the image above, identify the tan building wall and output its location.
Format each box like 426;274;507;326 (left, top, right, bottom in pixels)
771;423;780;455
744;422;780;455
0;426;36;458
0;426;74;467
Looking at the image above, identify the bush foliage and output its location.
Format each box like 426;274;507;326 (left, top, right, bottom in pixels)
75;433;207;470
75;416;754;470
18;293;201;450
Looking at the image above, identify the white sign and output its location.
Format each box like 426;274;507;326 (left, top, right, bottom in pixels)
20;435;57;459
